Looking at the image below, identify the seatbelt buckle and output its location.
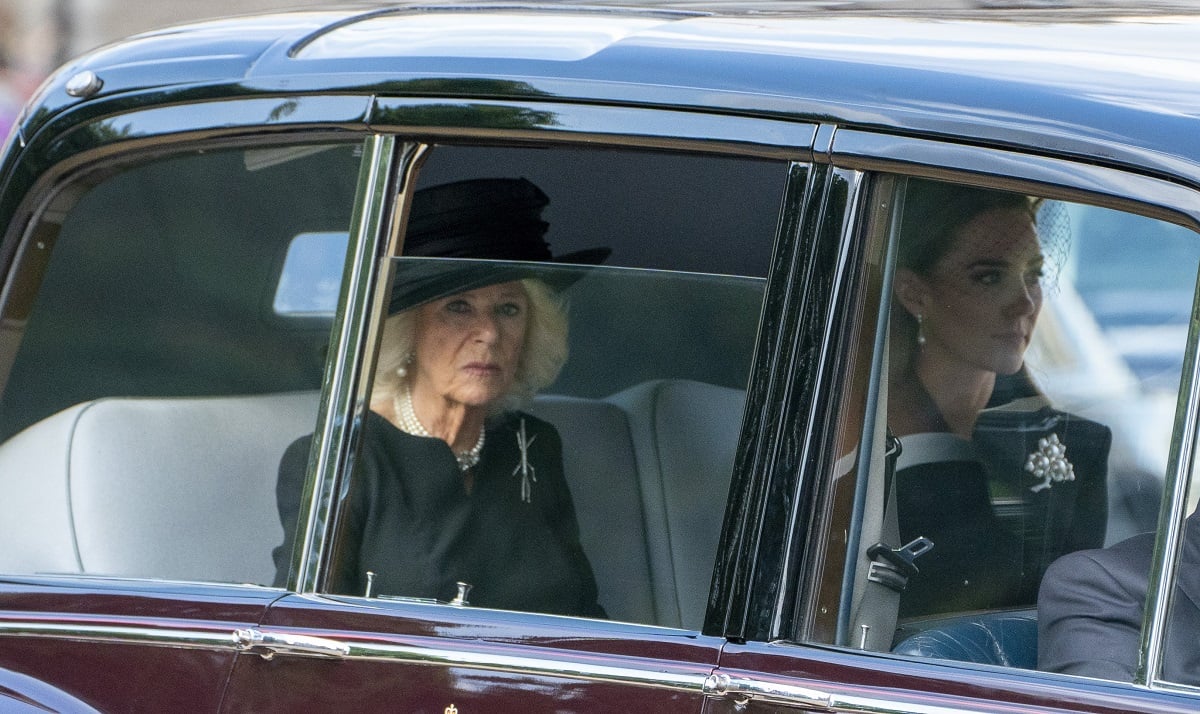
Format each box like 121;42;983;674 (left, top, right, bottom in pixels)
884;429;902;466
866;536;933;593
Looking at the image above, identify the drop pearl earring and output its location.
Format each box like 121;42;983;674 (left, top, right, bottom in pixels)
396;352;414;378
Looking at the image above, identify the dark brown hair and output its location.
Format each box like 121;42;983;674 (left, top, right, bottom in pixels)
897;179;1038;277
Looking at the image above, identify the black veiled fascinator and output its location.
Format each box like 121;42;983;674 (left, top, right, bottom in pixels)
387;177;610;314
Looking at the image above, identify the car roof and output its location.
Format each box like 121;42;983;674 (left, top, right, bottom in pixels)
16;1;1200;180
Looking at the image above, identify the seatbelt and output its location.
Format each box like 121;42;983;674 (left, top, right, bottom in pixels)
847;329;931;651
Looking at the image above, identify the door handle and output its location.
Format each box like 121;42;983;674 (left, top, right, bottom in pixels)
234;627;350;659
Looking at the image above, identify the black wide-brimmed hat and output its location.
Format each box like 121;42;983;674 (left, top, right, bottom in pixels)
388;177;609;314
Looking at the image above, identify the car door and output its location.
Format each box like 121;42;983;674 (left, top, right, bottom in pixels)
219;103;816;711
705;131;1200;713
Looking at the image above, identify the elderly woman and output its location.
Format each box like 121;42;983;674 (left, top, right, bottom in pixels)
273;177;606;618
887;179;1111;618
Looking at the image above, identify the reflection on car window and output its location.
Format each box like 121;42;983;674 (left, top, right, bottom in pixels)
834;176;1200;682
274;231;350;316
0;141;362;586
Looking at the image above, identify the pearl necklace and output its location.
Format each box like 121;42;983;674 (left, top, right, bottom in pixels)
394;385;484;472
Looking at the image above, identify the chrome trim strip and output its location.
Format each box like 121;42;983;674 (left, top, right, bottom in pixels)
704;672;1026;714
384;142;429;259
0;621;241;650
0;620;708;694
337;639;709;693
294;134;399;592
812;122;836;163
836;171;900;650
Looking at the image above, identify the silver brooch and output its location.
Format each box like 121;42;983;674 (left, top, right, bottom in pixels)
1025;433;1075;493
513;418;538;503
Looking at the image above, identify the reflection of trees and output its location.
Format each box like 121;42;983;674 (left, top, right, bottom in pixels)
376;102;559;130
399;78;551;98
25;106;52;130
85;121;134;143
374;79;559;129
268;99;298;122
52;120;134;156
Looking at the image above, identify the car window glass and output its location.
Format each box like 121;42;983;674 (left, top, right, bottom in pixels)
303;259;766;625
824;175;1200;682
1159;437;1200;688
285;146;788;626
0;140;364;585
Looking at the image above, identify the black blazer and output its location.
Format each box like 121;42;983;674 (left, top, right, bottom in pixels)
1038;512;1200;685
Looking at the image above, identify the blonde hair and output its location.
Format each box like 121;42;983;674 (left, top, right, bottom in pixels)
373;278;568;413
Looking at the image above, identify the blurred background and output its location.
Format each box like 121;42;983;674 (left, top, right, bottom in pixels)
0;0;334;134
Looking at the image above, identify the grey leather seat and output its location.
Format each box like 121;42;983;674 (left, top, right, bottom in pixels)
0;392;319;584
0;379;745;630
527;395;656;622
533;379;745;627
606;379;745;629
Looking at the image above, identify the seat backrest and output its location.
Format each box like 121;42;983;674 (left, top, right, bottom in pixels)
0;391;319;584
527;395;655;624
891;610;1039;669
533;379;746;629
606;379;746;630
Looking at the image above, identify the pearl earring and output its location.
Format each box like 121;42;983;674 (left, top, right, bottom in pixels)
916;313;926;348
396;352;414;379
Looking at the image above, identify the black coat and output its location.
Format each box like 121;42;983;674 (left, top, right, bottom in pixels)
273;410;604;617
1038;512;1200;684
896;400;1110;618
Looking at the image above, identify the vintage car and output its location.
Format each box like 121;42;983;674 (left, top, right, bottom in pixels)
1;1;1199;711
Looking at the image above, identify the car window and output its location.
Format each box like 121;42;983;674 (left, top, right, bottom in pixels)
820;174;1200;684
280;145;788;626
0;140;364;585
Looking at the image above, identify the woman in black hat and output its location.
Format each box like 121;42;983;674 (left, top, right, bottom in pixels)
273;177;607;617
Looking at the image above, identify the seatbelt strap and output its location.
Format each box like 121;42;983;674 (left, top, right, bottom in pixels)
846;326;894;650
848;323;931;650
